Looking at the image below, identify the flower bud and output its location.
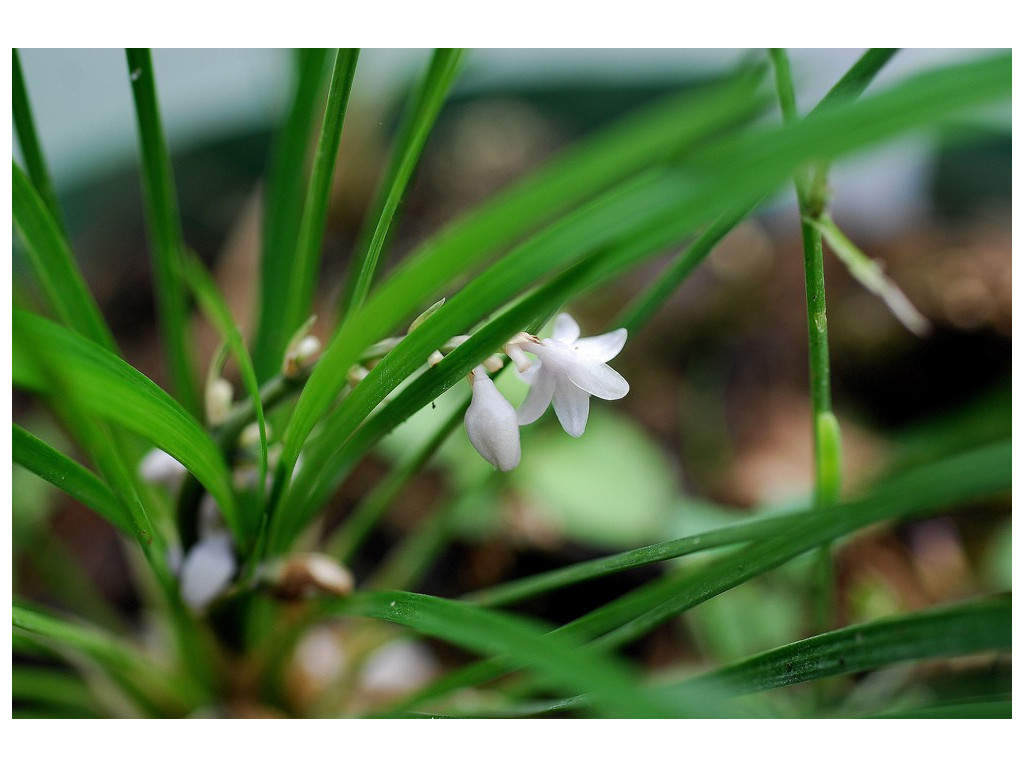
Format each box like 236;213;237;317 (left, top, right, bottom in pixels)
139;448;187;488
284;334;322;378
261;553;355;601
464;367;521;471
179;532;236;611
205;377;234;426
408;297;445;333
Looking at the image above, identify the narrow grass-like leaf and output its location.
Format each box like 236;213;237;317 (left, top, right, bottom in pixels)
581;442;1010;652
12;310;242;543
13;602;203;715
617;49;900;334
466;510;807;608
183;256;268;508
253;48;331;380
867;696;1011;719
12;49;66;233
324;402;465;562
13;162;117;352
126;48;200;415
677;595;1010;696
13;423;129;536
339;48;465;319
330;590;726;718
278;48;360;349
12;667;102;717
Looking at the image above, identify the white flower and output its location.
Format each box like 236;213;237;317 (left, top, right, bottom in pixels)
179;531;236;611
464;366;521;471
515;313;629;438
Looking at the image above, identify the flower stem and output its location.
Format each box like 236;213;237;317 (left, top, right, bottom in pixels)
770;49;843;633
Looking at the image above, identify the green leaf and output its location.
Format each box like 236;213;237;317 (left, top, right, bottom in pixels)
339;48;465;318
581;442;1010;653
12;667;102;716
12;309;241;543
329;590;728;718
12;49;66;233
253;48;331;380
867;696;1011;719
12;423;129;536
13;602;202;715
278;48;360;351
680;596;1010;697
13;162;117;352
126;48;200;415
324;403;465;562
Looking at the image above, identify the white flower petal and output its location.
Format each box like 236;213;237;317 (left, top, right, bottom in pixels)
517;359;541;385
574;328;627;363
139;448;186;487
465;374;521;471
567;359;629;400
553;313;581;344
516;366;555;425
180;533;236;611
552;375;591;437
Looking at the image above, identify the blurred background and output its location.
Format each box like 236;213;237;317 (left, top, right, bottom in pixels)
13;49;1011;713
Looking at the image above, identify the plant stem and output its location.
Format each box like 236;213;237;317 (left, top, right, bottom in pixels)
769;49;842;633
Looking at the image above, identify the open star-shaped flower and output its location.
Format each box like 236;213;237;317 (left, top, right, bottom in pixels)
514;313;629;437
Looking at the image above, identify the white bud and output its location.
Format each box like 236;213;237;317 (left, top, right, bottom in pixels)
179;532;236;611
205;377;234;426
408;298;445;333
427;350;444;367
261;553;355;600
347;364;370;387
284;334;322;377
139;448;187;488
464;367;521;471
482;355;505;373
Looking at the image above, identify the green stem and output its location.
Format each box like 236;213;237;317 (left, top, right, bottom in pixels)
176;372;307;553
769;49;843;633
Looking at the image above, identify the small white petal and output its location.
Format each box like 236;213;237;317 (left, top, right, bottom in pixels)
574;328;627;363
198;494;226;539
516;366;555;425
180;533;236;611
465;374;521;471
551;375;591;438
139;448;186;487
553;313;581;344
567;359;629;400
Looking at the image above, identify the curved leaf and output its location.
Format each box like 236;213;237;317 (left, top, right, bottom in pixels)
12;310;241;542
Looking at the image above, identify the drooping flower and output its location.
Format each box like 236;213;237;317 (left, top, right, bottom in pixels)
464;366;521;471
514;313;629;438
